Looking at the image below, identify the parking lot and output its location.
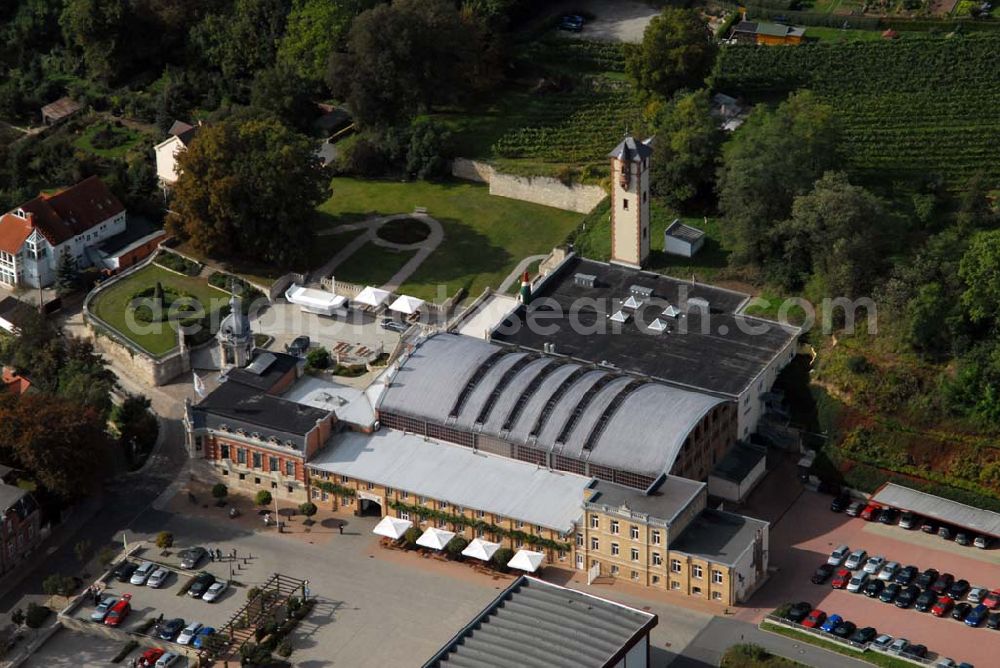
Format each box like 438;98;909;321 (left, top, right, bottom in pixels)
23;627;191;668
746;489;1000;666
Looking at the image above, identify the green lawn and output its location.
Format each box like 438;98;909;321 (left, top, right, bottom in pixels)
317;178;584;301
331;242;417;288
90;264;229;356
573;198;731;283
760;622;914;668
73;120;145;159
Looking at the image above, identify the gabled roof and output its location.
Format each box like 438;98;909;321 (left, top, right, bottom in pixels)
167;120;199;146
608;135;652;162
40;97;81;121
11;176;124;247
0;213;33;254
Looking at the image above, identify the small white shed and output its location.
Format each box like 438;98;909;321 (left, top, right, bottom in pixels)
663;219;706;258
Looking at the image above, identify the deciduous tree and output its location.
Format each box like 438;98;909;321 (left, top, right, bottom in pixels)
650;89;722;209
278;0;381;83
625;8;716;101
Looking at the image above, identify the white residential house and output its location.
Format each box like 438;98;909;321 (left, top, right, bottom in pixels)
154;120;200;189
0;176;126;289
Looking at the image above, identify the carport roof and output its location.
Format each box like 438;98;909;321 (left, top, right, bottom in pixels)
872;483;1000;538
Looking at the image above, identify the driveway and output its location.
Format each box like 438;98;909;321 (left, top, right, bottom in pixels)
252;302;400;362
556;0;658;43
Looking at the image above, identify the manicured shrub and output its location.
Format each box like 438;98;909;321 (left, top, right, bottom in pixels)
155;531;174;548
25;602;50;628
255;490;273;506
298;502;317;517
212;483;229;499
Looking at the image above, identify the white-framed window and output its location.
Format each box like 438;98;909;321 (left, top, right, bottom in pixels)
514;520;524;529
623;198;629;211
630;548;639;561
399;511;410;521
610;520;619;535
652;552;662;566
285;461;294;476
610;565;619;576
401;490;409;500
670;559;682;573
630;525;639;540
576;533;583;547
367;482;375;491
590;537;599;550
712;570;724;584
590;514;599;529
693;565;703;579
652;530;661;545
476;510;485;518
611;543;620;556
712;591;723;600
670;580;680;590
631;570;639;581
693;586;702;595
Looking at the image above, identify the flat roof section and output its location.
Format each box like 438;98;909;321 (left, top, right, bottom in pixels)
282;375;376;428
585;476;706;525
670;509;768;567
423;575;656;668
491;256;798;397
872;482;1000;538
308;428;592;533
665;219;706;244
712;444;767;483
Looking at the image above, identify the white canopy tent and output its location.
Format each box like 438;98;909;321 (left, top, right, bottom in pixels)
389;295;425;315
372;516;412;540
507;549;545;573
416;527;455;550
461;538;500;562
285;284;348;317
354;286;391;308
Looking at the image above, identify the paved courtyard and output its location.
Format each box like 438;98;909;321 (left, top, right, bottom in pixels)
23;626;191;668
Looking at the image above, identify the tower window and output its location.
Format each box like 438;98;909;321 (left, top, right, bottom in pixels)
643;191;647;203
623;198;629;210
643;228;648;239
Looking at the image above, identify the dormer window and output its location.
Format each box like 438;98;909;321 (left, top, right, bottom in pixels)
14;209;26;219
250;431;260;440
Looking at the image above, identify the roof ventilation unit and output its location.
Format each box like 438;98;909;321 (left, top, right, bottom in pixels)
662;304;681;318
574;273;597;288
648;318;668;333
609;310;629;324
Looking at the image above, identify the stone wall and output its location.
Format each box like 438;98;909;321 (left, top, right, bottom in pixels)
89;331;191;387
451;158;606;214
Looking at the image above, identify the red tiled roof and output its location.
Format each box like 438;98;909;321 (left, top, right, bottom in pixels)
15;176;124;246
0;213;33;254
2;367;30;395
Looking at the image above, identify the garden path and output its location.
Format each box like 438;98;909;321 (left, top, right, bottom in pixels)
497;254;547;293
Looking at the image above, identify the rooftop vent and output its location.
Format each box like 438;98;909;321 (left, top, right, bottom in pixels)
662;304;681;318
629;285;653;299
574;273;597;288
623;295;643;310
648;318;668;333
609;310;629;324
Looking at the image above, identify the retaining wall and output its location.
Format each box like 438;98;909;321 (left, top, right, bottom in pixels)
451;158;606;214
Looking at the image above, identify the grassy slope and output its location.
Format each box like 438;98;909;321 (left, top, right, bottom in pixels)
760;623;917;668
90;263;229;356
316;178;582;301
73;121;145;159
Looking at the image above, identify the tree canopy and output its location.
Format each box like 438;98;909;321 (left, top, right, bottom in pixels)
650;89;723;209
625;8;716;102
167;118;329;266
278;0;381;83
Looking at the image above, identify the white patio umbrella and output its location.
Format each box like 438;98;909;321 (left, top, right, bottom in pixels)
461;538;500;562
416;527;455;550
507;549;545;573
354;286;390;308
372;516;412;540
388;295;425;315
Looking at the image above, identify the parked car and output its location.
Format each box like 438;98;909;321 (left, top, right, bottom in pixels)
984;588;1000;609
380;318;408;333
974;535;992;549
902;644;928;659
863;556;886;575
938;526;954;540
820;614;843;633
828;545;850;566
188;572;216;598
880;583;902;604
830;493;851;512
871;634;894;650
147;567;170;589
878;508;899;525
951;602;973;621
832;620;857;638
932;596;955;617
968;587;988;604
898;511;918;529
179;547;208;570
864;580;885;598
812;563;836;584
861;503;881;521
892;565;917;586
947;579;971;600
965;604;989;627
89;595;118;622
155;653;181;668
103;594;132;627
192;627;216;650
956;532;972;546
177;621;203;645
202;579;229;602
158;617;186;641
915;589;938;612
888;637;910;654
130;561;157;586
931;573;955;594
845;501;865;517
987;612;1000;629
847;572;870;593
558;14;585;32
112;561;138;582
285;335;310;357
921;520;938;534
850;626;877;644
937;659;958;668
140;649;164;666
916;568;940;589
803;609;827;628
832;568;852;589
878;561;900;581
895;585;921;609
845;549;867;570
787;601;813;623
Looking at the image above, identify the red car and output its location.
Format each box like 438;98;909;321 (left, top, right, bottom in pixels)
103;593;132;627
139;648;164;666
931;596;954;617
984;588;1000;609
832;568;852;589
802;609;827;628
860;503;881;521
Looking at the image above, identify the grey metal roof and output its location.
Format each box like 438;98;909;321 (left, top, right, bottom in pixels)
0;483;28;514
669;509;769;567
281;375;376;428
424;576;656;668
711;443;767;483
585;477;706;525
225;351;299;392
379;334;725;478
665;219;706;244
308;429;591;533
872;483;1000;538
608;135;653;162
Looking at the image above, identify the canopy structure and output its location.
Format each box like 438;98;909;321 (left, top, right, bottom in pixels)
354;286;390;308
461;538;500;562
285;284;348;316
389;294;425;315
372;516;412;540
416;527;455;550
507;549;545;573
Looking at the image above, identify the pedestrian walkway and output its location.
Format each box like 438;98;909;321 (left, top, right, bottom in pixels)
497;254;547;293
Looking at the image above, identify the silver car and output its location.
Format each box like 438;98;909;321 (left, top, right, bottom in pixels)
827;545;850;566
968;586;988;603
202;580;229;603
844;549;867;570
877;561;899;581
177;621;203;645
155;652;181;667
888;637;909;654
847;571;869;593
863;555;885;575
89;595;118;622
147;567;170;588
129;561;156;585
